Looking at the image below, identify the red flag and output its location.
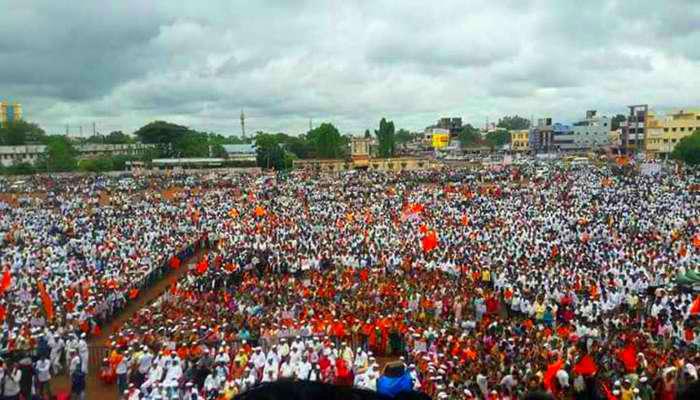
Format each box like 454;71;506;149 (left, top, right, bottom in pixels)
128;288;139;299
461;215;470;226
543;359;565;391
617;343;638;372
421;231;438;253
573;355;598;376
254;205;266;217
0;305;5;322
690;296;700;315
196;258;209;274
169;256;181;270
410;203;424;214
419;224;428;234
37;281;54;321
0;269;11;294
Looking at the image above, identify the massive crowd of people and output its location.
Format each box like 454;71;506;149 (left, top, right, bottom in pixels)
0;163;699;400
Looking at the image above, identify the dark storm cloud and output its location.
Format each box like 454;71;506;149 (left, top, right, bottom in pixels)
1;0;699;134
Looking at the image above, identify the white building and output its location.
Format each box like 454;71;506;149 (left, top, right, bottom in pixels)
569;111;611;151
0;143;156;167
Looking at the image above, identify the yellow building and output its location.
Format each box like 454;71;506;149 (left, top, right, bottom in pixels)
510;129;529;152
645;109;700;156
0;101;22;126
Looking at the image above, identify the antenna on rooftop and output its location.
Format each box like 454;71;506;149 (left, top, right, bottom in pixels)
240;109;246;140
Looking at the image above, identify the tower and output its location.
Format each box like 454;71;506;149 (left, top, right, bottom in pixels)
240;109;246;140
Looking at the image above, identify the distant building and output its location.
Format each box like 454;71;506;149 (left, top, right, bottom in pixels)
567;110;611;151
529;118;554;153
0;101;22;126
620;105;648;153
424;117;463;146
645;109;700;157
0;143;156;167
221;144;257;162
550;123;573;151
510;129;529;152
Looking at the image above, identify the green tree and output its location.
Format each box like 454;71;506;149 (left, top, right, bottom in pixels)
134;121;190;156
255;133;288;170
611;114;626;131
485;129;511;149
375;118;396;158
285;135;314;159
497;115;531;130
364;129;371;139
0;120;46;145
395;129;415;144
458;124;483;148
307;123;344;159
173;131;211;157
672;128;700;166
105;130;133;144
43;136;78;172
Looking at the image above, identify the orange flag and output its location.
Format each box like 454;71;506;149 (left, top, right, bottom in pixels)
169;256;181;270
693;233;700;249
196;258;209;274
37;281;54;321
421;231;438;252
0;269;11;294
254;205;266;217
543;359;565;391
617;343;638;372
128;288;139;299
228;208;239;219
573;355;598;376
461;215;470;226
689;296;700;315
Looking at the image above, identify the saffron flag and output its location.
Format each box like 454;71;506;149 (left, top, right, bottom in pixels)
228;208;239;219
196;258;209;275
573;355;598;376
169;256;181;270
617;343;638;372
128;288;139;299
0;269;11;294
689;296;700;315
461;215;470;226
37;281;54;321
421;231;438;253
543;359;565;391
254;205;266;217
694;233;700;249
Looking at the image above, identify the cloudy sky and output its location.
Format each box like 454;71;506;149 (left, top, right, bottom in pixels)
2;0;700;136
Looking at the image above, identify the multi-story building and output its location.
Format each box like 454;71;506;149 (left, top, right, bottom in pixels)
620;105;648;153
529;118;553;153
0;143;156;167
645;109;700;157
0;101;22;126
566;111;611;151
551;123;573;151
510;129;529;152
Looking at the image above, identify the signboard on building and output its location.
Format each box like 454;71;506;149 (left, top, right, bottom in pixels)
432;133;450;149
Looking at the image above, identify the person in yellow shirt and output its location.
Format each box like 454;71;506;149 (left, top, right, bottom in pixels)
534;300;546;321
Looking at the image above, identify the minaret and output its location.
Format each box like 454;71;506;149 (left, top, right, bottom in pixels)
240;109;246;139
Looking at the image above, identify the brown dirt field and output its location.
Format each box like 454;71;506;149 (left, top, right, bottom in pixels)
48;257;195;400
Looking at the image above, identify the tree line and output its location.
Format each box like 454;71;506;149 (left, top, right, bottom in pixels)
1;114;698;175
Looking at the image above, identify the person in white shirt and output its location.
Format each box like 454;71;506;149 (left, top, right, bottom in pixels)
2;364;22;400
116;353;130;397
35;356;53;399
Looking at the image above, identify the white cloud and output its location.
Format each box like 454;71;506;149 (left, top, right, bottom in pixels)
1;0;699;135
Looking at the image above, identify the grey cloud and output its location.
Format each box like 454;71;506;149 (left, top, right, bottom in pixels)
1;0;700;134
